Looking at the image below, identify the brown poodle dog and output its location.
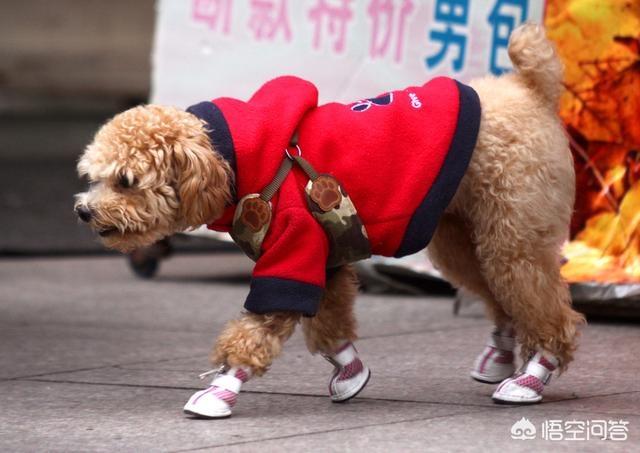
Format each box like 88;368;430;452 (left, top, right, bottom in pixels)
75;23;583;414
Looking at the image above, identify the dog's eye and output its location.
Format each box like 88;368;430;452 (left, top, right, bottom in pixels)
118;173;136;189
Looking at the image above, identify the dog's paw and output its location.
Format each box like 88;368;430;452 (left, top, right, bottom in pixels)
240;197;271;232
310;176;342;212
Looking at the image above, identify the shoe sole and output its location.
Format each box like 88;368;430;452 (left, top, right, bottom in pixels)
183;409;232;419
470;369;515;385
491;396;542;405
470;374;506;384
331;369;371;403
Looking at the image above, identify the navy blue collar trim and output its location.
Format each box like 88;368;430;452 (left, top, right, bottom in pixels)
186;101;237;201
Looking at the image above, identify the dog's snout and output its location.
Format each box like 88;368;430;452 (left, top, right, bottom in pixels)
76;205;93;223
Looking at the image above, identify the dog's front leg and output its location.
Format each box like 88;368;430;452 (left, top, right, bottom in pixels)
183;311;300;418
211;311;301;375
302;265;371;402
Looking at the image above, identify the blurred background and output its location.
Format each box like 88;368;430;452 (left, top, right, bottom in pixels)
1;0;639;316
1;0;154;254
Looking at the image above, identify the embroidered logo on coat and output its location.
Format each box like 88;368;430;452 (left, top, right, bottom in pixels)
408;92;422;109
350;92;393;112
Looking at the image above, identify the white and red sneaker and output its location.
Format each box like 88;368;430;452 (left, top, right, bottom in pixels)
470;326;516;384
323;341;371;403
183;367;251;418
492;351;558;404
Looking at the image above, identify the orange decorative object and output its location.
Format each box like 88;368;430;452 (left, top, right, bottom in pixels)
545;0;640;283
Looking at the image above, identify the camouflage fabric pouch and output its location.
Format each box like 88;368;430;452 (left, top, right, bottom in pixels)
305;175;371;267
230;194;272;261
230;147;371;267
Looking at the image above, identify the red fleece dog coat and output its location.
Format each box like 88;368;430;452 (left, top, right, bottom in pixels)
187;76;480;316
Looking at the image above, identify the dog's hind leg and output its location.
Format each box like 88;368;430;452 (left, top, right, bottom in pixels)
183;311;300;418
429;213;510;328
476;232;584;368
302;265;371;402
429;213;516;384
462;151;585;403
474;224;584;404
459;119;584;372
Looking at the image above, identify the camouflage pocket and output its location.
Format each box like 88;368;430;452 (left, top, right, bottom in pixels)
305;175;372;268
230;193;272;261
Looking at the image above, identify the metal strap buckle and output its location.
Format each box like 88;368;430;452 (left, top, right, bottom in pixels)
285;144;302;160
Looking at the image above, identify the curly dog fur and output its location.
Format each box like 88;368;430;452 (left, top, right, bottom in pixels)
76;23;583;381
211;311;301;376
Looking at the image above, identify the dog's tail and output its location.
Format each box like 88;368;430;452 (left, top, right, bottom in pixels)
508;22;564;104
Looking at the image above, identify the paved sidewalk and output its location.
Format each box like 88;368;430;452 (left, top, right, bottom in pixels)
1;254;638;452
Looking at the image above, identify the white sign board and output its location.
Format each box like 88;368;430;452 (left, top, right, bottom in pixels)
152;0;545;106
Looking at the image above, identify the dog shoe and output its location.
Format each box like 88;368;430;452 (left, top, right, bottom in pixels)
470;326;516;384
492;351;558;404
323;341;371;403
183;367;250;418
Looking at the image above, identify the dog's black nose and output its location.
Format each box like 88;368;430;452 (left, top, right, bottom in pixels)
76;205;93;223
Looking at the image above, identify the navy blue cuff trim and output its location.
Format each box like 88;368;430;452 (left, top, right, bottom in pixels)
186;101;237;199
395;81;481;257
244;277;324;316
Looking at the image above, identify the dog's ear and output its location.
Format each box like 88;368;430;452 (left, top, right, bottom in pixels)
172;132;232;228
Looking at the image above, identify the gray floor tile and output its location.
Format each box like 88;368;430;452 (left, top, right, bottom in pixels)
0;323;211;380
3;256;639;451
0;380;479;452
217;407;639;452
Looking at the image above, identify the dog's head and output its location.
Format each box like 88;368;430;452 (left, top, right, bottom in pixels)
74;104;232;252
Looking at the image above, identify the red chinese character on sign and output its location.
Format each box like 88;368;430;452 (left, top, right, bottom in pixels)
249;0;292;41
192;0;232;35
367;0;414;63
308;0;353;53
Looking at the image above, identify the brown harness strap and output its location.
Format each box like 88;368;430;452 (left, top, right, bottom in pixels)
259;147;318;202
260;157;293;201
231;144;372;267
